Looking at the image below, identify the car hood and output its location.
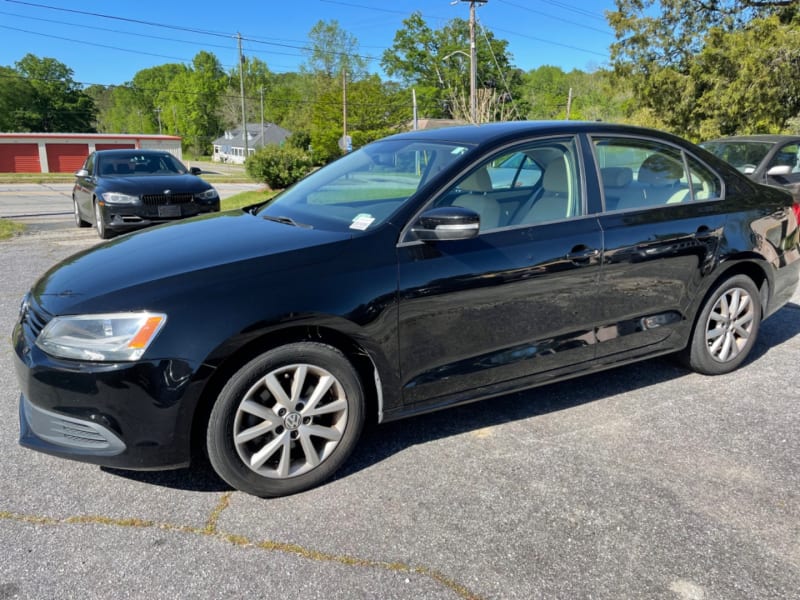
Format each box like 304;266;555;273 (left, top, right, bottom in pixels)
98;174;213;193
32;209;353;314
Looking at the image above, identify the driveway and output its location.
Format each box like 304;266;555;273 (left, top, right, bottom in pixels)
1;200;799;599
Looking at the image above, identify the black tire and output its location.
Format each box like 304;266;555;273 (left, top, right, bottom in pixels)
94;200;112;239
683;274;761;375
207;342;365;497
73;197;90;228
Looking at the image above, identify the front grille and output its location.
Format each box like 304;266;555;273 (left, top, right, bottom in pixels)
142;193;194;206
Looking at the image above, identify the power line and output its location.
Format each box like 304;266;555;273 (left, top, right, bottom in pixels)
2;0;382;66
495;0;613;35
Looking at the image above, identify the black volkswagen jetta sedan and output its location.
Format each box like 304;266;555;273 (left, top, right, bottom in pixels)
13;122;800;497
72;148;220;239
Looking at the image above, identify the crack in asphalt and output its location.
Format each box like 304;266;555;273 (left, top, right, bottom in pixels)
0;492;483;600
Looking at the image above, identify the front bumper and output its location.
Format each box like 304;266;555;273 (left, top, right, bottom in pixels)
103;199;219;232
13;320;204;471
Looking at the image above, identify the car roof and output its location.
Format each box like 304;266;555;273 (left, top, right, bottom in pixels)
93;149;172;156
702;135;800;144
383;120;690;148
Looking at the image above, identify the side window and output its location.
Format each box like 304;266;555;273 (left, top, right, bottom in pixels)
686;154;722;200
486;151;543;189
767;143;798;171
434;137;582;231
594;137;721;211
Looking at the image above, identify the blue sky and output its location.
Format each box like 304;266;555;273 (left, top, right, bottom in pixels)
0;0;617;86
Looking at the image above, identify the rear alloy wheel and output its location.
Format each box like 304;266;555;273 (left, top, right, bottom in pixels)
685;274;761;375
207;342;365;497
94;200;112;239
73;197;90;228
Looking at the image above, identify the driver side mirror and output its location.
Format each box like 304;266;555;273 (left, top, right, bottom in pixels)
412;207;480;242
189;166;202;175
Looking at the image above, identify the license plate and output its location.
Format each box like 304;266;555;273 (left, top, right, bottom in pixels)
158;205;181;218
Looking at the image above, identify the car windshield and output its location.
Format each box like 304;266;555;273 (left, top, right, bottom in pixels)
256;138;472;232
700;141;774;174
97;153;188;177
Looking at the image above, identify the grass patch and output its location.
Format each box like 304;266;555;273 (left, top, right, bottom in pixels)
0;219;26;240
0;173;75;184
221;189;278;211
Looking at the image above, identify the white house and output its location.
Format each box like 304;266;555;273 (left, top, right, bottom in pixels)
212;122;291;164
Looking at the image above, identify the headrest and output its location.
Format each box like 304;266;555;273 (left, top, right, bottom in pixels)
638;154;682;186
460;167;492;192
543;158;569;194
600;166;633;188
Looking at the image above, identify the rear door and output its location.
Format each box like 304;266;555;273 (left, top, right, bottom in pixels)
591;135;727;363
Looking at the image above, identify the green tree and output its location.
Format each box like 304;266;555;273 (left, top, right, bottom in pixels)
220;56;273;128
0;66;35;131
304;20;367;79
609;0;800;137
381;12;522;123
154;51;225;154
8;54;95;132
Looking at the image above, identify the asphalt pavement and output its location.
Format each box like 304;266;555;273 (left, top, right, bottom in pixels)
1;190;799;599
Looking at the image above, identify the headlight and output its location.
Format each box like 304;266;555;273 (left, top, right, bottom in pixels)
196;188;219;200
36;312;167;362
102;192;139;205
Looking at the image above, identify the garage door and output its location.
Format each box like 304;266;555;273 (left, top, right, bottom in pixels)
0;143;41;173
95;143;136;151
46;143;89;173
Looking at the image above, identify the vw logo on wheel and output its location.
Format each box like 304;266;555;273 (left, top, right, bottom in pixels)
284;412;302;431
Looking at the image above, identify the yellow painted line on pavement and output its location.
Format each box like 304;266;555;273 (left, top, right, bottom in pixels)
0;491;483;600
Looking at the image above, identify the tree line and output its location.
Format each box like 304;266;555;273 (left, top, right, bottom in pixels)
1;1;798;165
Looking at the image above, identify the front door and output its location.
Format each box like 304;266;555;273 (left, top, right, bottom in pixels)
396;136;604;411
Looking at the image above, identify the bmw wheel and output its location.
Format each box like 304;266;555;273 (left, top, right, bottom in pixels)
94;200;112;239
73;197;90;228
207;342;365;497
684;274;761;375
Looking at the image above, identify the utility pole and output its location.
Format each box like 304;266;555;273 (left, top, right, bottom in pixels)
460;0;487;124
260;86;265;144
237;32;248;158
154;107;162;134
412;88;418;130
342;70;348;153
565;87;573;120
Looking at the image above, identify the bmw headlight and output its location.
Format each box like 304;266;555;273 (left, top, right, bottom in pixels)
36;313;167;362
102;192;139;205
196;188;219;200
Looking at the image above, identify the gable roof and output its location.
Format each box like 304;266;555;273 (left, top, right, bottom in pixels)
212;122;291;149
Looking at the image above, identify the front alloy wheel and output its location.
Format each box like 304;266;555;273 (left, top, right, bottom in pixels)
207;342;365;497
684;274;761;375
94;200;111;239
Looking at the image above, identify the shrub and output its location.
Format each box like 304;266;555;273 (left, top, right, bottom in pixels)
245;145;313;189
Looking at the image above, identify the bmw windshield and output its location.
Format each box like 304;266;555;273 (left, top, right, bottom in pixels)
257;139;472;232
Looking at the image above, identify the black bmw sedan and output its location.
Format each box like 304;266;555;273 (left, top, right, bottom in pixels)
13;122;800;497
72;149;220;238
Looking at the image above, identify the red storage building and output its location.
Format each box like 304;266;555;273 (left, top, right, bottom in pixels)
0;133;182;173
